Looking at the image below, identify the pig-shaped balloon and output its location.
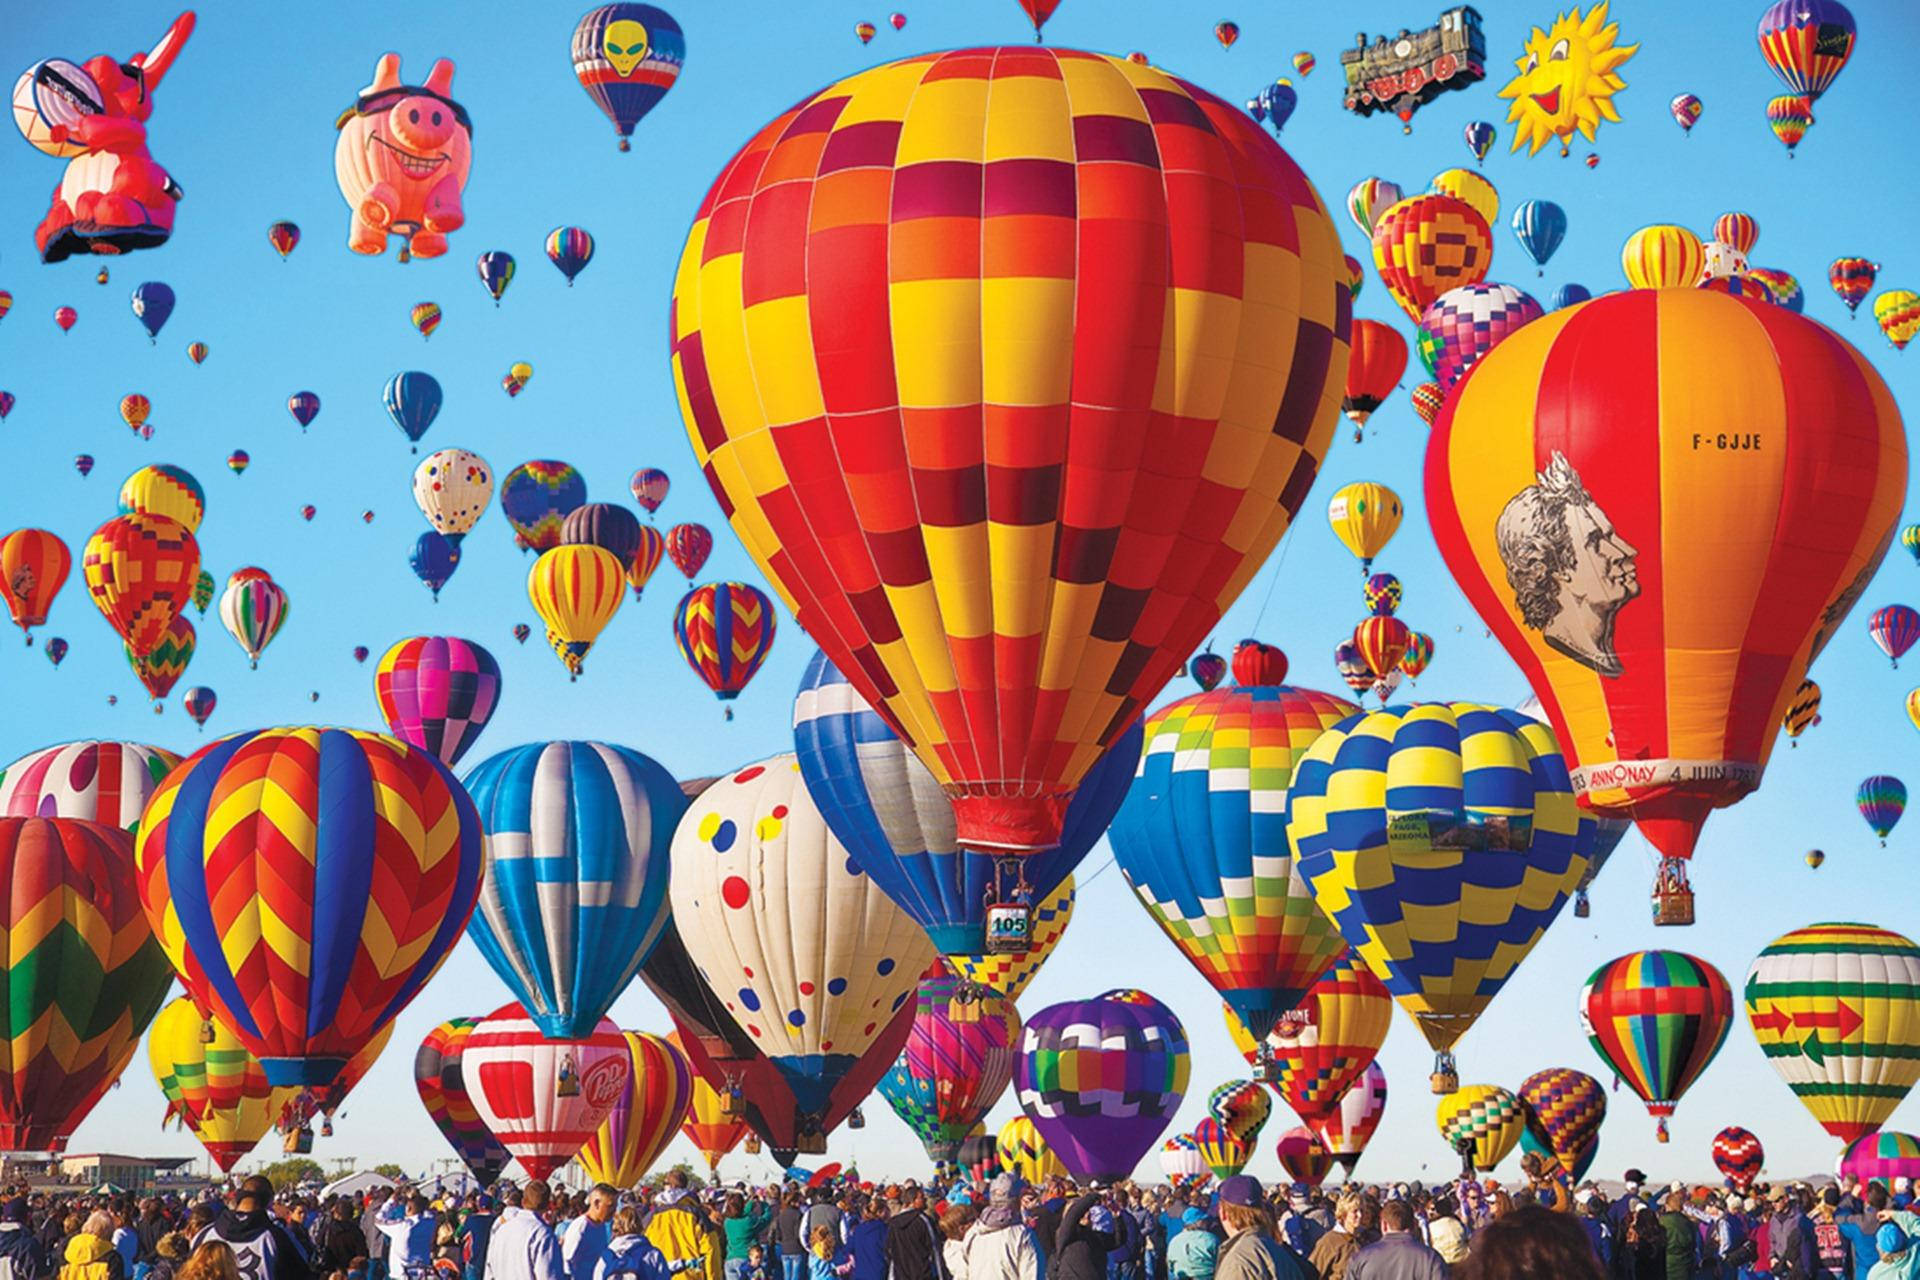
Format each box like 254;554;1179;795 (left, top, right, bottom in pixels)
12;12;196;262
333;54;472;262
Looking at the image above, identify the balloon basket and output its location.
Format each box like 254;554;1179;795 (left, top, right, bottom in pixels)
1573;889;1591;919
743;1135;761;1155
722;1085;745;1120
983;901;1032;954
1655;1119;1670;1144
948;984;984;1025
796;1116;827;1156
848;1107;865;1131
1652;860;1694;926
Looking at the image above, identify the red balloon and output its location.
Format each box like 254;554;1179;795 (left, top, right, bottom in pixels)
1231;640;1289;688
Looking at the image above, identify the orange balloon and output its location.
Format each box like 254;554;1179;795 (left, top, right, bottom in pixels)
0;529;71;637
82;513;200;658
1370;194;1493;322
1343;321;1410;438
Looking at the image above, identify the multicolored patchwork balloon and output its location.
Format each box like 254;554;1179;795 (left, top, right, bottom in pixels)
1206;1079;1272;1146
1274;1126;1334;1186
1158;1131;1210;1191
1016;991;1190;1182
1310;1059;1388;1173
1437;1084;1525;1172
415;1017;513;1186
878;964;1022;1164
1419;283;1544;392
1518;1068;1607;1177
374;637;502;767
1580;951;1731;1142
1839;1131;1920;1187
1227;947;1393;1122
948;876;1075;1002
500;461;587;553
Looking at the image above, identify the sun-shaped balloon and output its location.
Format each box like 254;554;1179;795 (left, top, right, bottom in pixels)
1497;3;1638;157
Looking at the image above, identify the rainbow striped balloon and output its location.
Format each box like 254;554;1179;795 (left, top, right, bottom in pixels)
1581;951;1731;1142
415;1017;513;1187
578;1031;695;1189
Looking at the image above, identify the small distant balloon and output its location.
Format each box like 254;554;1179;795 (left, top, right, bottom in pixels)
54;306;76;333
226;451;249;476
44;637;67;667
300;505;316;522
476;251;515;305
1292;52;1315;76
268;221;301;259
856;21;876;43
502;362;534;397
411;302;442;340
74;455;94;478
1215;21;1239;49
1462;121;1495;164
0;392;13;420
287;391;321;432
1670;94;1703;134
384;371;444;451
630;468;669;516
182;686;215;728
513;623;531;645
130;282;174;343
410;531;461;601
545;227;595;285
186;341;208;365
353;646;370;663
890;12;906;29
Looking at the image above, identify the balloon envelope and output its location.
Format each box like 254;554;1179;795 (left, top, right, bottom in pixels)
1016;992;1189;1182
464;1003;632;1180
415;1017;513;1186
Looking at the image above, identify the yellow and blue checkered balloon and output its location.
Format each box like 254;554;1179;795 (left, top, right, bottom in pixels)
1286;703;1590;1077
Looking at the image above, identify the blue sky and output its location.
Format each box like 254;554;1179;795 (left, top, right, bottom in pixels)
4;0;1919;1186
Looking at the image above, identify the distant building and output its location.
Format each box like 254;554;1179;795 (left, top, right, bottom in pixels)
56;1154;196;1192
1341;6;1486;129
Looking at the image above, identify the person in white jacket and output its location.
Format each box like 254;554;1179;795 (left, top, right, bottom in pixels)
377;1195;439;1280
959;1178;1038;1280
487;1184;565;1280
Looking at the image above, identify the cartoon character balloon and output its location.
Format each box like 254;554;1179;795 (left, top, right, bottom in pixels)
13;14;196;261
571;5;684;152
333;55;472;261
1497;3;1638;157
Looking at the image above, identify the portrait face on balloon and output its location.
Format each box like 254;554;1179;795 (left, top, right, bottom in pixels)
1495;452;1639;677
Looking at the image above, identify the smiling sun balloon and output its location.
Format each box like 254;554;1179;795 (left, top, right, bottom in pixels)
1498;2;1638;157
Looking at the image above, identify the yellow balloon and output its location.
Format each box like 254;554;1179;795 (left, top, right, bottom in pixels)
1430;168;1499;227
509;361;534;383
1436;1083;1525;1173
949;875;1073;1001
1906;687;1920;734
118;465;206;535
147;997;300;1173
1327;481;1403;573
528;544;625;677
1876;290;1920;351
997;1114;1066;1183
1621;224;1705;290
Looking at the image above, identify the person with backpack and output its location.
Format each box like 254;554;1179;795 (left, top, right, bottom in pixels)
1812;1189;1853;1280
192;1180;310;1280
958;1177;1037;1280
591;1210;670;1280
0;1199;47;1280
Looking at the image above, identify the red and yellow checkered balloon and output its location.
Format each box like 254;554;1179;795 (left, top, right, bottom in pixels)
82;511;200;658
671;47;1350;856
1370;194;1493;322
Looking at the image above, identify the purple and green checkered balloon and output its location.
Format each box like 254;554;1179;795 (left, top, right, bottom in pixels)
1017;991;1189;1181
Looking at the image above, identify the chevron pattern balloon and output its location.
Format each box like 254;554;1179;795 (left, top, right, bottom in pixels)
673;581;775;703
579;1031;696;1189
998;1113;1066;1185
464;740;684;1039
1158;1131;1210;1191
1206;1079;1273;1146
1518;1068;1607;1179
1311;1059;1387;1173
0;740;180;831
136;727;484;1086
1191;1117;1251;1178
0;817;174;1152
1436;1084;1524;1172
1711;1125;1764;1190
878;964;1021;1164
415;1017;513;1187
465;1003;631;1180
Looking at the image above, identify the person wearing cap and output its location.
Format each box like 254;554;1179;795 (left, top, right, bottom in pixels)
1764;1187;1816;1280
1609;1173;1647;1243
1207;1177;1308;1280
1048;1187;1114;1280
192;1178;311;1280
1164;1210;1215;1280
1870;1221;1916;1280
957;1176;1036;1280
0;1198;46;1280
1344;1200;1444;1280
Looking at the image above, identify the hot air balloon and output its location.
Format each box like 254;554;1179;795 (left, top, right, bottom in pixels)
1342;255;1365;303
673;583;774;707
1877;291;1920;351
948;876;1075;1002
1292;51;1315;76
502;362;533;397
268;221;300;259
1231;639;1289;686
1347;178;1404;238
1463;121;1495;164
0;817;173;1151
1420;283;1544;393
1711;1126;1763;1190
630;469;669;516
992;1115;1061;1186
1352;617;1410;683
1437;1085;1524;1174
1767;94;1813;154
0;392;12;420
1745;268;1802;314
572;5;684;151
1224;947;1391;1122
1371;194;1493;323
666;1029;750;1175
877;965;1021;1164
625;525;666;600
664;523;710;583
135;727;484;1086
410;531;461;600
1190;1118;1249;1179
410;301;441;340
1397;631;1434;682
501;461;588;553
119;393;151;435
1426;286;1905;925
1548;284;1591;312
0;528;70;642
546;226;595;284
287;391;320;432
1212;21;1238;49
1274;1127;1334;1187
118;464;205;535
129;282;173;343
1857;776;1905;844
1747;923;1920;1144
128;614;194;704
68;455;92;479
477;251;515;305
1510;201;1566;276
1580;951;1730;1143
528;545;625;679
1289;704;1588;1091
83;512;199;659
578;1031;695;1188
1757;0;1854;101
463;1004;632;1179
1710;212;1758;260
1327;483;1401;574
53;307;74;333
1190;651;1227;692
1156;1131;1209;1192
1840;1132;1920;1188
672;47;1349;884
464;741;683;1038
1429;169;1498;228
181;686;215;729
1312;1060;1388;1174
794;652;1134;956
1332;641;1373;697
1016;992;1189;1182
1253;79;1296;135
42;638;66;666
1107;683;1355;1049
218;569;287;669
670;754;936;1130
384;371;442;452
147;996;297;1171
1206;1079;1272;1147
412;449;493;545
1805;848;1826;870
1410;382;1445;429
1343;321;1409;441
1620;224;1706;290
415;1018;513;1186
225;450;248;476
373;637;501;767
1670;93;1702;134
1829;258;1877;316
1869;606;1919;667
1515;1069;1604;1184
855;21;877;44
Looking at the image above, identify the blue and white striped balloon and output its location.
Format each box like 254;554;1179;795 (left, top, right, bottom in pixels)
463;741;685;1038
792;650;1141;954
